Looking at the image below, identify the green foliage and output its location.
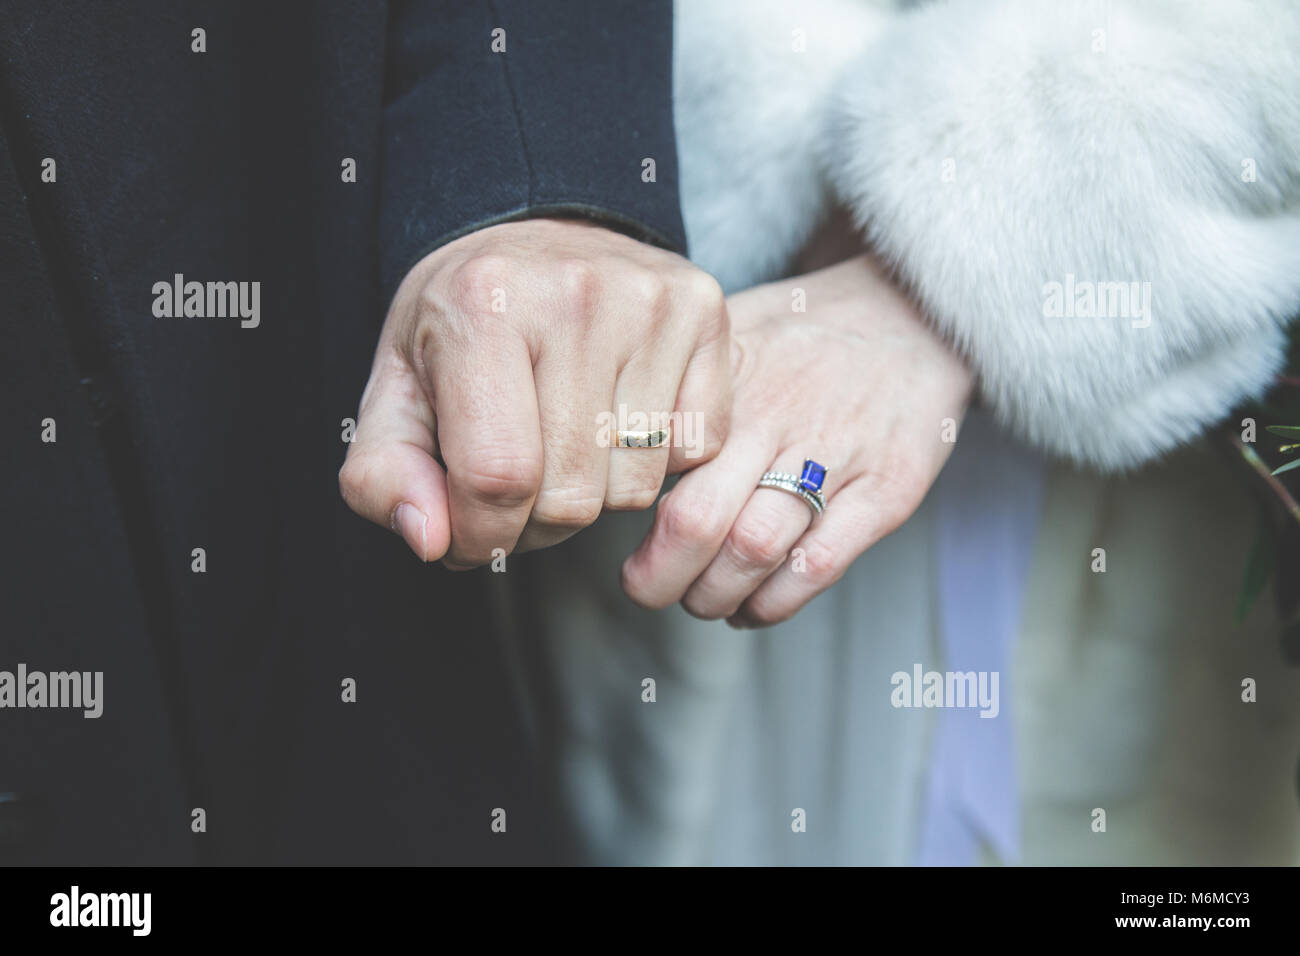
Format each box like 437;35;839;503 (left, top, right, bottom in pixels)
1236;514;1276;623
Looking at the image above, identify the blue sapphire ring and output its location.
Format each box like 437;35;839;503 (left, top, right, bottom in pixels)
757;458;828;519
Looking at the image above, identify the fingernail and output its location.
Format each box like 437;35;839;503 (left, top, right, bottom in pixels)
392;502;429;561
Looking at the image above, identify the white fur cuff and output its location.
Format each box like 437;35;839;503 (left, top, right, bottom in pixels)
824;0;1300;470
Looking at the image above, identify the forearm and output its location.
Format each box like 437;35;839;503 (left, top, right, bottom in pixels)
381;0;686;306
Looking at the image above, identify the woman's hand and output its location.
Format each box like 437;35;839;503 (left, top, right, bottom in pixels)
621;254;973;627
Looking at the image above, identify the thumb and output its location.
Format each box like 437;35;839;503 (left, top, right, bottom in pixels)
338;350;451;562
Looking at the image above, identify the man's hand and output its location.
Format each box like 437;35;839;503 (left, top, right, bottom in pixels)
622;254;972;627
340;219;731;567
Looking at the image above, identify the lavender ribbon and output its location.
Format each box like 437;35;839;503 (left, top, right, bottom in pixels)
916;414;1045;865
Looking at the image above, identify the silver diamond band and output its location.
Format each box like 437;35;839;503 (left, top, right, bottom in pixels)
757;472;825;518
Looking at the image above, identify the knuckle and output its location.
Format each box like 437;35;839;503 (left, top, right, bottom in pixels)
656;491;728;548
456;453;543;505
726;515;788;570
445;255;512;313
683;270;727;332
555;258;601;312
681;591;726;621
628;267;670;311
742;593;793;629
337;455;377;513
687;269;725;311
605;481;662;512
530;489;604;530
620;560;663;610
798;536;844;584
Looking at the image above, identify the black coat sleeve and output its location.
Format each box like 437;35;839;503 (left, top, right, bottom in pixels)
379;0;687;306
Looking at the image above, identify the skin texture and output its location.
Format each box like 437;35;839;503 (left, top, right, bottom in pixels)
339;218;731;568
621;254;974;627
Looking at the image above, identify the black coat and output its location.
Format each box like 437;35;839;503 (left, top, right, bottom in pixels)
0;0;685;864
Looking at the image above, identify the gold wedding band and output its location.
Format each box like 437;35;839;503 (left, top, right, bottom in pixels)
616;428;670;448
